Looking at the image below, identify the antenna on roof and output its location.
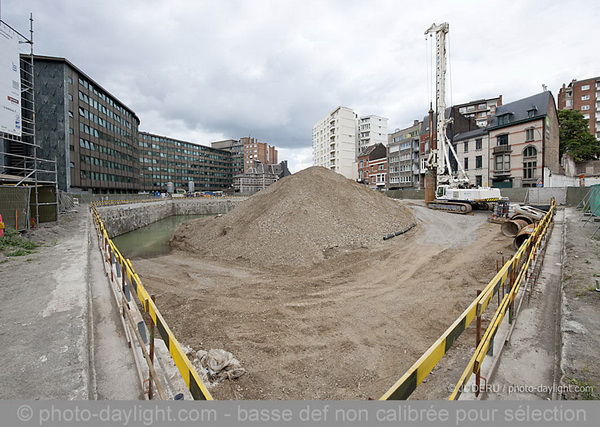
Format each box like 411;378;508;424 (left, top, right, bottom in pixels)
542;84;548;92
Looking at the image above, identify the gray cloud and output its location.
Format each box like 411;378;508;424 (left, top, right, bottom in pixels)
4;0;600;171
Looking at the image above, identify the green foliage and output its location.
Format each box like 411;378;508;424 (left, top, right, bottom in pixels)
558;109;600;161
0;228;39;251
567;378;599;400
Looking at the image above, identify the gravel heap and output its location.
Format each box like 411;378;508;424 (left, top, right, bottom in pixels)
170;166;414;268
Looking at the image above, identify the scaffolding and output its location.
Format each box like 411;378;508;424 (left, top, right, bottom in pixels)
0;15;58;229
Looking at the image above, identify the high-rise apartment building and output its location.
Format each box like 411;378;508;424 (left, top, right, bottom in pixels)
312;106;358;179
240;137;278;172
558;77;600;140
32;55;141;193
357;115;389;154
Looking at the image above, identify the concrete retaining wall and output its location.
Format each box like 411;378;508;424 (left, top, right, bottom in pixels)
97;198;245;238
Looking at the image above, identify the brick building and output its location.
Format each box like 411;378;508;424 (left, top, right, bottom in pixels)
357;143;387;190
558;77;600;140
241;137;278;172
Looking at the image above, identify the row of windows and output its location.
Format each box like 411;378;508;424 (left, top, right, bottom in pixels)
80;170;135;183
140;156;230;167
142;166;230;177
140;174;228;183
79;138;135;163
79;123;135;152
80;155;135;173
77;77;134;124
140;134;226;155
389;175;412;184
78;91;132;134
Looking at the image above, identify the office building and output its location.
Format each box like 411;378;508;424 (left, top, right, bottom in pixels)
33;55;140;193
139;132;233;192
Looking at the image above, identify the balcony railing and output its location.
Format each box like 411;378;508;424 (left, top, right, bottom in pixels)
492;145;511;154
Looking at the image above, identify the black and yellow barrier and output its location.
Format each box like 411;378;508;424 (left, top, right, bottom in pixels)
381;200;556;400
91;204;212;400
448;200;555;400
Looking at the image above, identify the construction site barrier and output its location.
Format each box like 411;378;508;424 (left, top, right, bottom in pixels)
90;203;213;400
380;200;556;400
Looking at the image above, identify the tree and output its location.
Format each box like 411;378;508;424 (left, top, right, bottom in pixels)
558;109;600;161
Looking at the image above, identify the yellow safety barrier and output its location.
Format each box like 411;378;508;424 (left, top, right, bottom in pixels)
381;200;556;400
90;204;213;400
449;200;555;400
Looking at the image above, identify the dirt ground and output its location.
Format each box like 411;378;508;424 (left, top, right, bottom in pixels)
135;202;516;400
560;208;600;400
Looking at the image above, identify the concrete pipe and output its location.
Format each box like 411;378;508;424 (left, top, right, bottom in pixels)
513;224;536;250
501;219;529;237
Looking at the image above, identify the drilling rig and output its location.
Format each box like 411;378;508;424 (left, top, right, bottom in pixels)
424;22;501;213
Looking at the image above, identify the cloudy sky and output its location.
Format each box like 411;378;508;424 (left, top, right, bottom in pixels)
2;0;600;171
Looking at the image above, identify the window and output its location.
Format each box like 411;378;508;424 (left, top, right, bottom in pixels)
526;128;535;141
582;84;590;90
498;114;510;125
495;154;510;172
475;175;482;187
464;141;469;152
475;138;482;150
583;114;590;119
378;164;385;171
523;146;537;157
475;155;483;169
581;105;590;111
523;161;537;179
566;99;572;108
464;158;469;170
582;95;590;101
497;134;508;146
467;105;475;112
478;103;487;110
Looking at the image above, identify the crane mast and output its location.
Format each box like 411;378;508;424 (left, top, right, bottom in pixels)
423;23;501;213
425;22;469;189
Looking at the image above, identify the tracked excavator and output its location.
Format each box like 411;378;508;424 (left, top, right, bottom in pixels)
424;23;501;213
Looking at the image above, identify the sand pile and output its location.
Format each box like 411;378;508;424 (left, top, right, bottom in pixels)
170;166;414;268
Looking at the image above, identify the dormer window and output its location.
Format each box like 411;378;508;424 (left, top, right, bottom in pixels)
498;113;511;125
527;106;537;118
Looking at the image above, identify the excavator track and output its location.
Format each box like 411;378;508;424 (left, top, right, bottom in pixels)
426;200;473;214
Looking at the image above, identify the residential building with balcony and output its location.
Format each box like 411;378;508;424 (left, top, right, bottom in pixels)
138;132;233;193
312;106;358;179
487;91;560;188
388;120;421;189
357;115;389;155
455;96;503;128
357;143;387;190
558;77;600;140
